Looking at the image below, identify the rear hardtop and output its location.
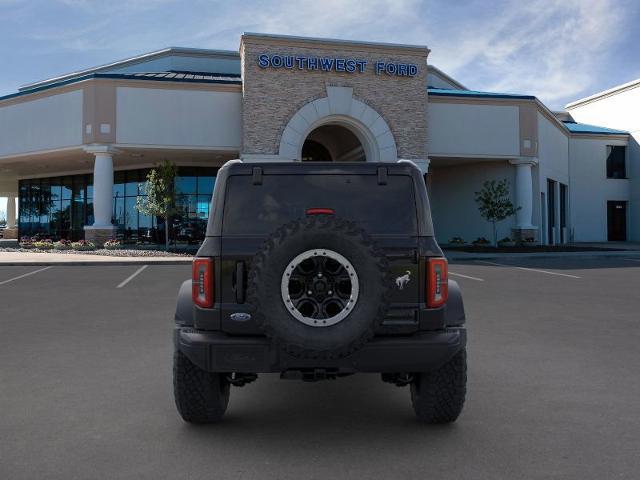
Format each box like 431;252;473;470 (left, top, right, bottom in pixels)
206;161;434;237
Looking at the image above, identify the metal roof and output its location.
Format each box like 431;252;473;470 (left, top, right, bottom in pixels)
0;71;241;103
428;87;535;100
562;121;628;135
121;71;241;82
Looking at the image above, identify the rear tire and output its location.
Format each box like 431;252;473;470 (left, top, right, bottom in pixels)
410;348;467;424
173;350;230;424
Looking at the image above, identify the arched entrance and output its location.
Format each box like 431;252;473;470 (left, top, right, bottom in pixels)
301;124;366;162
278;86;398;163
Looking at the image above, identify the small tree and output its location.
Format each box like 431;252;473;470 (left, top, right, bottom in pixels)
136;160;178;251
474;179;519;246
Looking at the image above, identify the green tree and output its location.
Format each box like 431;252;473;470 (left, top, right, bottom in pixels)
136;160;178;251
474;179;519;246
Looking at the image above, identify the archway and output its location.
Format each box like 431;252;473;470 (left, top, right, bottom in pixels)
301;124;366;162
278;86;398;163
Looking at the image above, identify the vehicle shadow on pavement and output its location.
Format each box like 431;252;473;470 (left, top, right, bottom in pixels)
172;373;462;444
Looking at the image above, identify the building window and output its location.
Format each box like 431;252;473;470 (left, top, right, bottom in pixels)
606;146;626;179
547;179;556;245
18;175;92;241
18;167;218;246
560;183;568;243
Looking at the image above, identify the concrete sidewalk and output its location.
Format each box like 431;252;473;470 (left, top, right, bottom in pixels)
0;251;192;266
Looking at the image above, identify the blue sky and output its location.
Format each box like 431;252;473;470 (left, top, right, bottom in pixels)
1;0;639;109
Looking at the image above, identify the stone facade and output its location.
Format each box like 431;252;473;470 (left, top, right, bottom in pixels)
511;227;538;243
240;34;429;160
2;227;18;239
84;227;116;247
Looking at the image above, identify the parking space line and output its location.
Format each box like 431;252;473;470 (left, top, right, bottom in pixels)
623;258;640;263
475;260;581;279
0;266;52;286
449;271;485;282
116;265;148;289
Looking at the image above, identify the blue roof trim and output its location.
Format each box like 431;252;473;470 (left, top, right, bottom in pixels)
562;121;628;135
0;72;242;102
428;87;536;100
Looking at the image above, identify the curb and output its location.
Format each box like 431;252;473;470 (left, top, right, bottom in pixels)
0;259;193;266
445;251;640;261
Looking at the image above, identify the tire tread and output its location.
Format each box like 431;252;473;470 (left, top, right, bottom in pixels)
173;350;230;423
411;348;467;423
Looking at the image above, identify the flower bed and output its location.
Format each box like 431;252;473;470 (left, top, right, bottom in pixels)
70;240;96;251
5;236;191;256
33;240;54;250
54;239;73;250
0;246;190;257
103;239;122;250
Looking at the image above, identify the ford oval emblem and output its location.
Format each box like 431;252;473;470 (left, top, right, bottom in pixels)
230;312;252;322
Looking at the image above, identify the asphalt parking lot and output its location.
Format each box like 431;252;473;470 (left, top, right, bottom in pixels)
1;257;639;479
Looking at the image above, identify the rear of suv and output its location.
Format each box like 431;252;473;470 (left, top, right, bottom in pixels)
173;160;467;423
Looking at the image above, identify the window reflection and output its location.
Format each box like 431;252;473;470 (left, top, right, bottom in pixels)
18;167;217;246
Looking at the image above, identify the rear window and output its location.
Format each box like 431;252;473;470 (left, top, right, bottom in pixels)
222;174;417;235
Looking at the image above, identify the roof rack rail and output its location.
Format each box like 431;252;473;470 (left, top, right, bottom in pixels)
397;159;418;168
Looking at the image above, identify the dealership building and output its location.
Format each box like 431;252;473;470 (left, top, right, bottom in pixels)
0;33;637;246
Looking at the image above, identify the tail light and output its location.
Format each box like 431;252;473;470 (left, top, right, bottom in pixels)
426;257;448;308
192;258;214;308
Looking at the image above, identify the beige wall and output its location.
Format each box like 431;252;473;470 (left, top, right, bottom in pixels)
0;90;83;157
568;84;640;241
430;161;517;243
569;136;630;241
116;86;242;149
427;102;520;157
240;35;429;160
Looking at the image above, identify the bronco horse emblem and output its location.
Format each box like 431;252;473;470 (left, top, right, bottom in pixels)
395;270;411;290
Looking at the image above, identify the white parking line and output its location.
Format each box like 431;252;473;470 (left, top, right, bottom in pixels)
449;271;485;282
475;260;581;279
624;258;640;263
116;265;148;289
0;266;52;286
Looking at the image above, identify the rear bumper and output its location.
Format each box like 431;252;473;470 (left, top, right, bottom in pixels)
174;327;466;373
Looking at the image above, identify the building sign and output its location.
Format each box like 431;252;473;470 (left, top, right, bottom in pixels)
257;53;418;77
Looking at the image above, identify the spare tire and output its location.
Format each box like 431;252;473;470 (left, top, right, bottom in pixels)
247;215;390;359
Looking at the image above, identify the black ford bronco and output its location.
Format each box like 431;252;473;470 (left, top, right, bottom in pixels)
173;160;467;423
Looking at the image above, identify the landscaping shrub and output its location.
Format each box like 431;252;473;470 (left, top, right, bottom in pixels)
33;239;54;250
53;239;73;250
70;240;96;251
103;239;122;250
472;237;491;246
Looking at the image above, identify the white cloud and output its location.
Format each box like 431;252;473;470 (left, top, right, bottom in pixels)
426;0;630;108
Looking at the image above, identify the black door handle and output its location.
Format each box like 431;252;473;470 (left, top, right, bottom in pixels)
235;261;245;304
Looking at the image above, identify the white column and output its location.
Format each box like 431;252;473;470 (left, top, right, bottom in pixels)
6;195;17;229
92;153;114;227
84;145;118;229
509;158;538;229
